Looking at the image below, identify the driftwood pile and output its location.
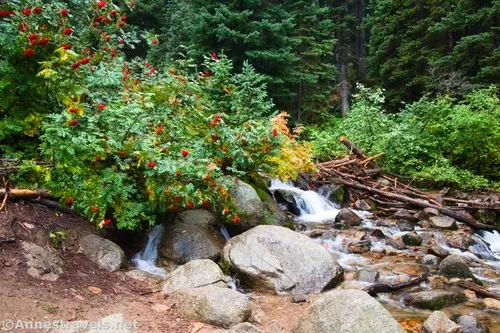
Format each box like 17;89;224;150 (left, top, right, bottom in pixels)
316;137;498;231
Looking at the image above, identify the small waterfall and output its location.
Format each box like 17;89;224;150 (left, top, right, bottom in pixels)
131;224;168;278
269;179;339;222
471;230;500;261
220;224;231;241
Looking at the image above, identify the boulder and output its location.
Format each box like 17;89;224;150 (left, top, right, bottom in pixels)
424;208;440;216
355;199;371;211
162;259;226;295
423;311;461;333
456;315;489;333
386;236;407;250
398;221;415;232
223;225;343;295
428;246;450;259
392;209;419;223
358;270;379;283
272;189;300;215
402;232;423;246
262;193;290;227
230;181;265;231
172;285;251;328
429;216;458;230
21;241;63;281
444;232;475;250
403;289;467;310
159;222;224;264
334;208;361;228
78;235;125;272
421;254;441;266
437;255;482;285
177;209;217;226
349;240;371;253
293;289;404;333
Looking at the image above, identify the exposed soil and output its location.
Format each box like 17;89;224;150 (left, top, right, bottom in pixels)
0;201;309;333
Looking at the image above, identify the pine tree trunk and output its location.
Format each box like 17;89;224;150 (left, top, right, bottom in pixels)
355;0;367;80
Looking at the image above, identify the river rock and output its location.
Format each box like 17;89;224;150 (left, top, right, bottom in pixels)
293;289;404;333
392;209;419;223
262;192;290;227
162;259;226;295
437;255;482;285
177;209;217;226
403;289;467;310
386;235;407;250
398;221;415;232
21;241;63;281
424;207;440;216
421;254;441;266
422;311;461;333
125;269;165;282
349;239;371;253
428;246;450;259
355;199;371;211
483;297;500;310
456;315;489;333
272;189;300;215
358;270;379;283
172;285;251;328
334;208;361;227
444;232;475;250
223;225;343;295
429;216;458;229
402;232;423;246
159;222;223;264
230;180;265;231
78;234;125;272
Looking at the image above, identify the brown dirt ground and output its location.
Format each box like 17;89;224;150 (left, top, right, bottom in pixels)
0;201;309;333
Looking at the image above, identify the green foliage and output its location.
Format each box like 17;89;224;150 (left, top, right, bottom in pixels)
311;85;500;189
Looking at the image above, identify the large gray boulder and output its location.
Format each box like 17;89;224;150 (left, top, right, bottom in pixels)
22;241;63;281
159;222;224;264
172;285;252;328
79;235;125;272
162;259;226;295
177;209;218;226
456;315;489;333
293;289;404;333
223;225;343;295
402;289;467;310
423;311;461;333
429;216;458;230
230;181;265;231
437;255;482;285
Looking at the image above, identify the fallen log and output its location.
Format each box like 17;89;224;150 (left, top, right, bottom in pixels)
0;188;51;198
455;280;500;301
332;177;495;230
339;136;381;169
363;266;429;296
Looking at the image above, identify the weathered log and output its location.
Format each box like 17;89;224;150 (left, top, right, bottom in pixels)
0;188;51;198
455;280;500;301
332;177;495;230
359;152;385;166
363;266;429;296
339;136;381;169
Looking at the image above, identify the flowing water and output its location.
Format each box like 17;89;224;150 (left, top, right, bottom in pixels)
131;224;168;278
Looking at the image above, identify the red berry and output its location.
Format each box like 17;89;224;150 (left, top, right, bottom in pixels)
232;216;240;224
19;23;28;32
95;154;103;161
120;15;126;21
187;202;194;209
119;39;125;44
103;219;112;226
156;125;163;134
211;134;219;142
147;161;157;168
203;200;210;207
130;1;135;7
152;39;158;45
62;27;73;35
62;44;71;50
272;128;278;137
22;8;31;16
28;33;39;40
66;197;74;205
97;1;106;9
110;9;117;16
117;151;126;157
119;21;125;27
38;37;49;46
105;17;112;24
181;150;189;157
34;7;42;14
223;208;230;215
97;103;106;110
69;119;78;126
23;48;34;57
61;9;68;16
176;170;181;177
91;206;99;213
68;107;79;113
211;52;218;60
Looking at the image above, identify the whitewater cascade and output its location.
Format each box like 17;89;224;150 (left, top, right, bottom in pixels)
131;224;168;278
269;179;339;222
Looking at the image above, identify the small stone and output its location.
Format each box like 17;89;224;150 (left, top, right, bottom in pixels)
483;298;500;310
349;240;371;253
429;216;458;230
421;254;441;266
292;295;307;303
334;208;362;227
423;208;440;216
355;200;371;211
428;246;450;259
464;290;477;299
415;211;430;221
428;276;449;289
402;232;423;246
392;209;420;223
386;236;406;250
88;286;102;294
456;315;489;333
75;295;85;301
423;311;461;333
358;270;379;283
398;221;415;232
